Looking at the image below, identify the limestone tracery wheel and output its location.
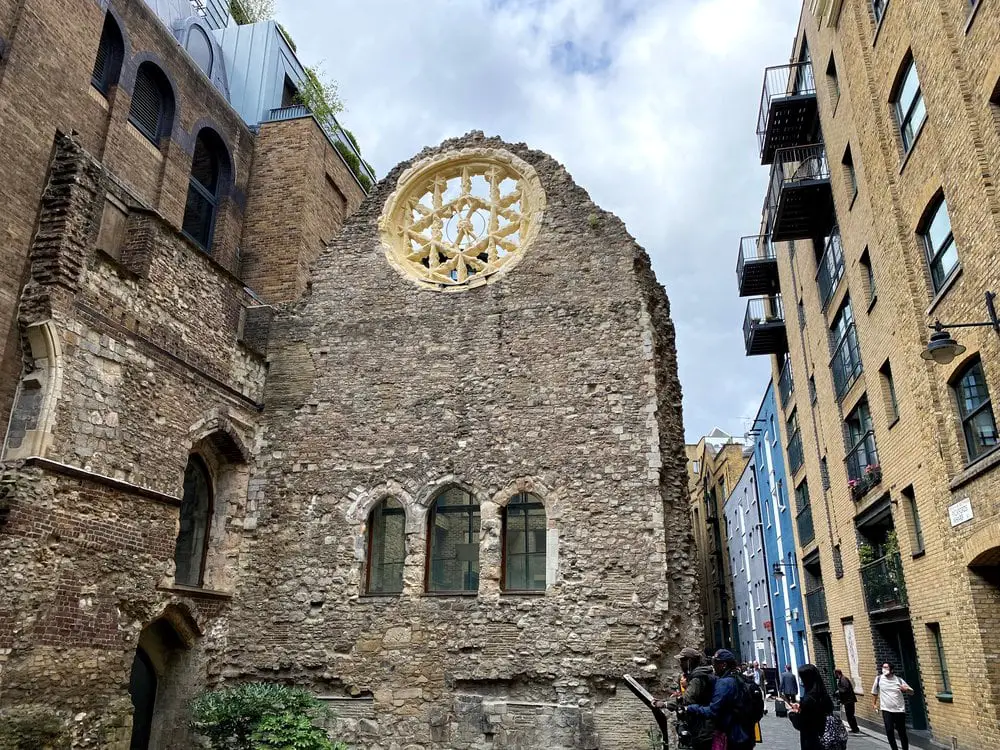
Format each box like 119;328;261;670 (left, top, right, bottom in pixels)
379;148;546;291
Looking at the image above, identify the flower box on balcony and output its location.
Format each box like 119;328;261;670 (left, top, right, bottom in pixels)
850;464;882;501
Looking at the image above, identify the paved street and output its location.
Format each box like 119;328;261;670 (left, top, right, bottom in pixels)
756;702;888;750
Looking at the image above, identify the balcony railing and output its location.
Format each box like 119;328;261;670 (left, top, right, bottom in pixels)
264;105;377;190
787;429;804;474
816;231;845;311
778;358;794;407
830;324;862;399
796;503;815;546
743;296;788;356
737;234;780;297
757;62;819;164
805;586;829;626
845;431;880;501
861;553;908;614
766;145;835;242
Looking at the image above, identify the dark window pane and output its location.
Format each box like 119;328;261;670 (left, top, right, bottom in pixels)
129;65;166;144
428;488;480;592
174;456;211;586
367;498;405;594
503;493;547;591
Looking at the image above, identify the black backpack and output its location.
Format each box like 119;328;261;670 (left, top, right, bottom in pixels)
736;675;766;728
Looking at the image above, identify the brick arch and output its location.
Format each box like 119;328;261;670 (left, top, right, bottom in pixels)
149;601;202;648
490;476;560;520
413;474;488;511
347;479;417;531
964;524;1000;568
123;53;180;138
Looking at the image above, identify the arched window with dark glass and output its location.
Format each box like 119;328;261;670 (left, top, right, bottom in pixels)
502;493;546;591
186;25;214;77
128;62;175;147
366;497;405;594
182;129;229;252
427;487;480;593
91;13;124;95
174;455;212;587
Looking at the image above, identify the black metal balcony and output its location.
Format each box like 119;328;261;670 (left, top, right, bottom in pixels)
805;586;829;627
797;503;815;546
737;234;780;297
778;358;794;407
787;429;804;474
830;324;862;400
766;145;835;242
743;296;788;357
861;553;908;614
845;431;881;501
816;231;845;311
758;62;819;165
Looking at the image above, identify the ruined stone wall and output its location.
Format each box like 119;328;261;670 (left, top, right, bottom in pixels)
229;133;697;749
0;135;265;748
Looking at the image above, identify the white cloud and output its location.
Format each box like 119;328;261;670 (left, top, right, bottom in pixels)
276;0;802;440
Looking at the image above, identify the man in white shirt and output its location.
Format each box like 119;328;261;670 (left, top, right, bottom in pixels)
871;662;914;750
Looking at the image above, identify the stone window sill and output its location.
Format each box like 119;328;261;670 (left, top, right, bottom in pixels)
867;293;878;314
949;444;1000;491
911;549;926;560
423;591;478;597
358;593;402;600
501;590;546;597
158;583;233;600
887;415;899;430
935;692;953;703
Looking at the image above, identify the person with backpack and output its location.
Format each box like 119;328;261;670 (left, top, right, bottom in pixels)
684;649;759;750
787;664;845;750
655;647;717;749
872;662;914;750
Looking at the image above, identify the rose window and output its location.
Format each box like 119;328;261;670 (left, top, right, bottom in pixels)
379;148;545;291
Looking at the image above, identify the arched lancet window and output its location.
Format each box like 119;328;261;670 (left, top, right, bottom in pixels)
427;487;480;593
91;13;124;95
128;646;157;750
186;25;214;77
129;62;175;147
174;455;212;587
182;129;229;251
502;493;547;591
366;497;405;594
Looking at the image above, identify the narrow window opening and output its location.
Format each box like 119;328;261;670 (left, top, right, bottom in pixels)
842;145;857;203
128;63;175;147
879;359;899;422
927;623;952;697
826;54;840;110
860;247;876;307
952;357;999;462
920;194;959;293
902;485;924;555
892;55;927;153
182;129;229;252
174;455;212;587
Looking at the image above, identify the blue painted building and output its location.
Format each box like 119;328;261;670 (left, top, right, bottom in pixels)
751;380;809;676
724;455;774;667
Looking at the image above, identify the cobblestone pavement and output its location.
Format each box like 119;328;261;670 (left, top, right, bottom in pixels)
756;703;888;750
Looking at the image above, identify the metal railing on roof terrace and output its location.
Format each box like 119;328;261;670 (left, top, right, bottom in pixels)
816;230;845;311
264;105;377;189
757;62;817;154
737;234;777;273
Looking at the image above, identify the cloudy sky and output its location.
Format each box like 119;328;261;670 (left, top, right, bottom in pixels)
275;0;803;442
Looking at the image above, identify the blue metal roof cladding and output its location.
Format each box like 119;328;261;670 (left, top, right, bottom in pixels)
140;0;376;190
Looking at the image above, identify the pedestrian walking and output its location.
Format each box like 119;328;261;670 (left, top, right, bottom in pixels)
871;662;914;750
787;664;834;750
653;647;717;750
779;664;799;703
834;669;860;733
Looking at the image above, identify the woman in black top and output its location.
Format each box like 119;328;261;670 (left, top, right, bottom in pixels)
788;664;834;750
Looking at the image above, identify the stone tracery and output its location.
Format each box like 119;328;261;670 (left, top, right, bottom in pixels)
380;148;546;290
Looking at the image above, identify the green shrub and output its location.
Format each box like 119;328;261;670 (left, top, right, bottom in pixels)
190;683;339;750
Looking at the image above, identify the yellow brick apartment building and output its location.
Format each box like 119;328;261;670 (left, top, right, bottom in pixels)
735;1;1000;748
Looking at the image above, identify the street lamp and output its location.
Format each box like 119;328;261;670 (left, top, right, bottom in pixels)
772;561;796;578
921;291;1000;365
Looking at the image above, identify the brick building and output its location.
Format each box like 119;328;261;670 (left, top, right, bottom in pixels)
736;1;1000;748
686;429;747;656
0;2;698;747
